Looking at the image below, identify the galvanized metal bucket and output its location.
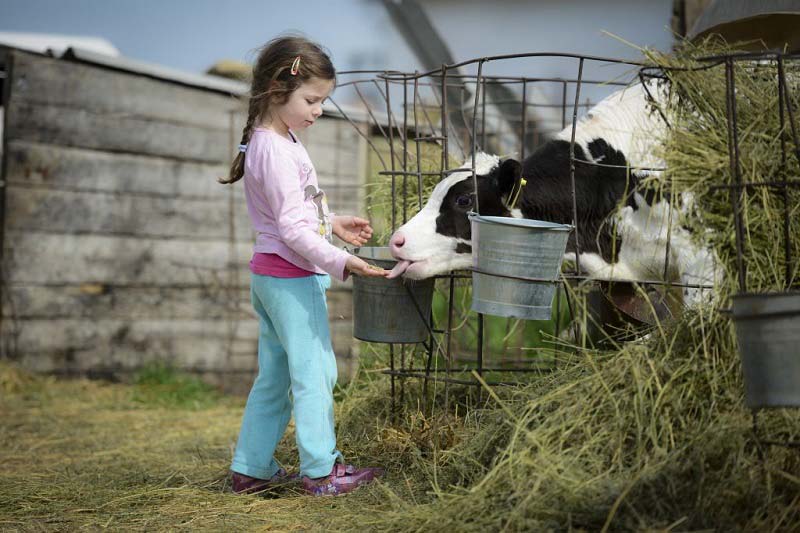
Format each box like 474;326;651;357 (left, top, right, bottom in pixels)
352;247;435;343
469;213;571;320
732;291;800;409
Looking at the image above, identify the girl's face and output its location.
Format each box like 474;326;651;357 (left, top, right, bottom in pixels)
271;77;335;135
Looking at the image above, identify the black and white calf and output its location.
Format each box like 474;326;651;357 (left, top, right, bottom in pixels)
388;82;717;304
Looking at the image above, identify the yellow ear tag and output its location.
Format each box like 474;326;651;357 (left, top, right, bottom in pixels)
508;176;527;210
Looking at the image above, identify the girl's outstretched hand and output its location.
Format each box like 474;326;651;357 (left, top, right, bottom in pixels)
333;215;374;247
346;256;389;277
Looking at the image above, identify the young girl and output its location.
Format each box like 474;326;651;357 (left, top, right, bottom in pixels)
220;35;388;496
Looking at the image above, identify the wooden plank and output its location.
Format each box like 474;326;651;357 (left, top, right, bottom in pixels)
2;284;352;323
297;118;362;147
306;144;361;178
301;118;367;219
7;330;358;388
3;230;252;285
207;370;258;396
3;318;260;352
3;142;362;207
2;285;253;320
3;291;352;335
4;140;242;200
2;318;259;371
5;100;232;163
3;230;362;290
5;185;254;241
326;290;354;321
319;178;363;190
330;322;355;360
3;289;356;387
9;51;244;129
355;121;369;216
323;193;362;219
327;291;354;361
3;313;356;374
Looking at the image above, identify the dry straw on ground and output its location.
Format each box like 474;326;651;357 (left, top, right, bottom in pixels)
3;38;800;531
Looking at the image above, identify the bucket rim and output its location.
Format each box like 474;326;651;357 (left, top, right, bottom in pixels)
352;246;396;262
733;290;800;301
732;290;800;320
468;212;572;231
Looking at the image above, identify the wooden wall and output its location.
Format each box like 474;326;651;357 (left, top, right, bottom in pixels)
301;118;368;381
0;50;366;394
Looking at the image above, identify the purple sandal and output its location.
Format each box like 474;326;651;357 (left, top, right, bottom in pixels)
231;468;297;494
302;463;384;496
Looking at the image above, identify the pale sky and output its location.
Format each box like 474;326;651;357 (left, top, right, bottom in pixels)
0;0;416;74
0;0;676;117
0;0;675;78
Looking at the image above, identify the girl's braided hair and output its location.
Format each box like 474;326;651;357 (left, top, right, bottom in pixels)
220;35;335;184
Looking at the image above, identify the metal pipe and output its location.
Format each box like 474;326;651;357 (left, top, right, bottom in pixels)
481;76;487;151
386;77;397;232
414;73;423;209
471;59;485;214
777;57;792;288
403;77;409;224
521;79;527;161
477;313;484;377
725;58;747;292
569;58;585;276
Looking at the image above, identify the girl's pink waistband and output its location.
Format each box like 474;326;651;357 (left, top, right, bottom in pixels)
250;253;315;278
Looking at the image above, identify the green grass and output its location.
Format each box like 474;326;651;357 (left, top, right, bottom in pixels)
130;361;223;410
429;281;571;364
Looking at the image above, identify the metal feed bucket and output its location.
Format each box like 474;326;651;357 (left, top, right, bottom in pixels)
470;213;571;320
352;247;435;343
732;291;800;409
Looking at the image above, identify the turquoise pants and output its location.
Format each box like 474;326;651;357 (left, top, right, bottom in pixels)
231;273;341;479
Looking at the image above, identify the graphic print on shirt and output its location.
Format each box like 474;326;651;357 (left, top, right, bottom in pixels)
304;184;333;243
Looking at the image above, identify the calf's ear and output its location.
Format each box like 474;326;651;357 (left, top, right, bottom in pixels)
496;158;522;198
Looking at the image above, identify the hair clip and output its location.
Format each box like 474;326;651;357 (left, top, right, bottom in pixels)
238;144;247;153
290;56;301;76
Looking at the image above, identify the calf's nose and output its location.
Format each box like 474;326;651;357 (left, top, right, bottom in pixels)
389;232;405;255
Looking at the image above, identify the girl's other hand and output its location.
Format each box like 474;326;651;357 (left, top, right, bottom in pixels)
333;216;374;247
346;256;389;277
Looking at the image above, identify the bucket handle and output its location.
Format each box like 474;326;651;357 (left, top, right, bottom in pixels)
469;266;562;284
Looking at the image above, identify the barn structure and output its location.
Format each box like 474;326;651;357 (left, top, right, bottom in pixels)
0;45;369;394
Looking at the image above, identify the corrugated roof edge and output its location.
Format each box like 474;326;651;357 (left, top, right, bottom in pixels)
61;46;377;124
0;44;386;126
63;46;248;96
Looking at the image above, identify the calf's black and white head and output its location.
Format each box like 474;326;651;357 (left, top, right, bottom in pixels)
387;82;666;281
387;81;719;306
388;153;523;279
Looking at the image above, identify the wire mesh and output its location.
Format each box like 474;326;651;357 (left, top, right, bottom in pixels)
329;50;800;410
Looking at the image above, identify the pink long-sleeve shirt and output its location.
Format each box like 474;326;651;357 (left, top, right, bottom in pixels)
242;127;351;281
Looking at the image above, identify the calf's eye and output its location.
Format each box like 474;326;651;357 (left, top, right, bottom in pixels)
455;194;473;208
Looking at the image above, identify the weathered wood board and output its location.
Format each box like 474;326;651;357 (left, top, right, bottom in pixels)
1;50;366;391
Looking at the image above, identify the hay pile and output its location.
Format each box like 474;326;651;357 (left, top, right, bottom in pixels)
0;361;383;530
0;359;500;530
4;39;800;531
647;39;800;295
364;136;445;244
349;38;800;531
361;309;800;531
